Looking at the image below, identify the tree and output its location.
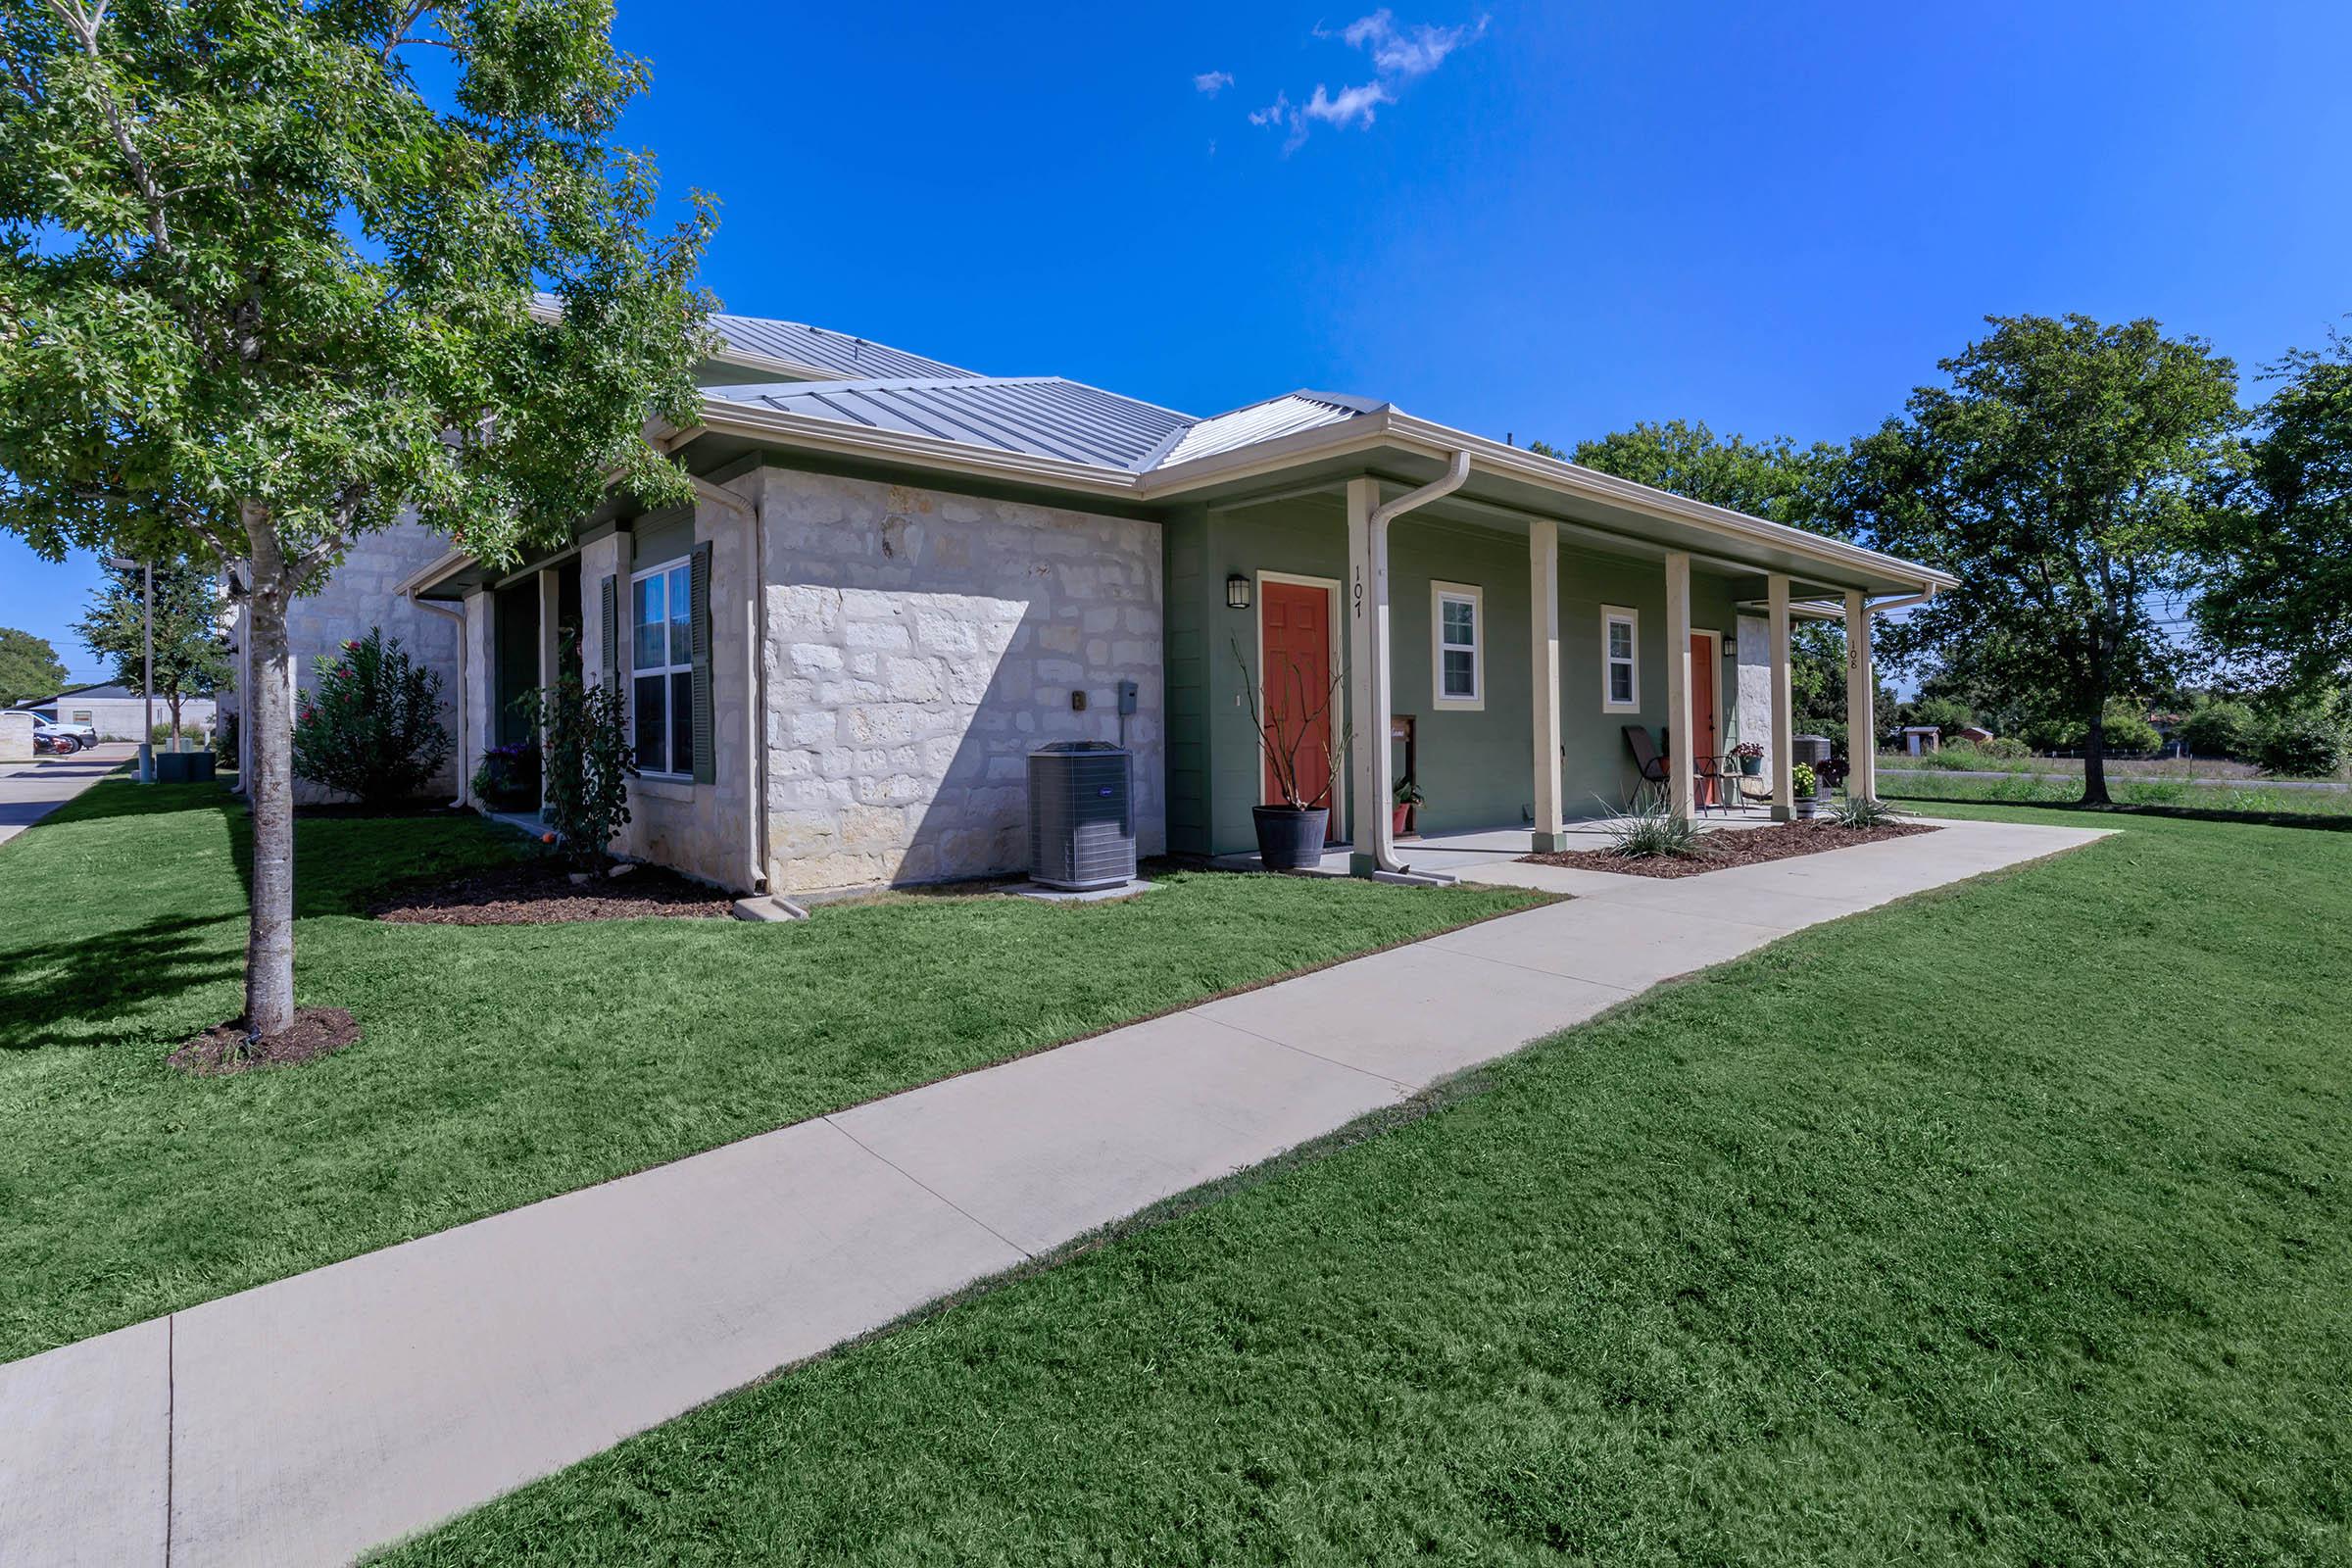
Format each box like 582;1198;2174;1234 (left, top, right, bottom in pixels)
0;1;713;1043
1838;316;2239;805
0;626;67;704
2196;328;2352;692
73;559;229;741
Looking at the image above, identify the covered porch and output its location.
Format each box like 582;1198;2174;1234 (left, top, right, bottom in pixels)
1163;448;1934;875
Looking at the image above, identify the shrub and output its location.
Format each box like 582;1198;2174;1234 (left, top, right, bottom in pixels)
1595;786;1702;858
1830;793;1905;829
1978;734;2031;760
213;710;237;767
2021;701;2160;755
528;644;634;868
2179;701;2256;760
2256;708;2346;778
292;628;453;804
470;740;541;809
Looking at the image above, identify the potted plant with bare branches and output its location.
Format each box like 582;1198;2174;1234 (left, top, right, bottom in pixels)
1236;642;1349;870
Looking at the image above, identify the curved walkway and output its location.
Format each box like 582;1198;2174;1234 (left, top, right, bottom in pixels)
0;814;2109;1567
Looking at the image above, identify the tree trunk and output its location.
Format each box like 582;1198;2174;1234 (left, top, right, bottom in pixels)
241;508;298;1040
2082;708;2111;806
168;692;182;752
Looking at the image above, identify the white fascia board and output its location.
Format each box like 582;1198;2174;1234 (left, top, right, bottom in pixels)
394;547;479;598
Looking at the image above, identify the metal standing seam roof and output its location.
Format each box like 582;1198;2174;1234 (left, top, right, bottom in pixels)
709;378;1383;474
708;313;976;380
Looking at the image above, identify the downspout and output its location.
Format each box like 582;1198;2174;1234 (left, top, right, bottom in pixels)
411;592;469;809
1360;449;1471;875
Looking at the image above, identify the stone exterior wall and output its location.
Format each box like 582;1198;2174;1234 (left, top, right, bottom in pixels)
760;467;1164;894
223;516;465;802
1736;613;1773;778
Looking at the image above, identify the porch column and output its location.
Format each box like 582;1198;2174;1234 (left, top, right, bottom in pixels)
1529;521;1564;850
1768;573;1794;820
1844;588;1875;801
1346;475;1395;875
1664;550;1694;821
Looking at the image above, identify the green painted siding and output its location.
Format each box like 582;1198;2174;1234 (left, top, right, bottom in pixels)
1160;494;1747;858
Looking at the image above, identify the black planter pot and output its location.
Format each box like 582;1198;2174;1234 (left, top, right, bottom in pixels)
154;751;216;784
1252;805;1331;870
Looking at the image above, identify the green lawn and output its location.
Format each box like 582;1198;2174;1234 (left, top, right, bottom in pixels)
0;778;1539;1363
1882;763;2352;819
388;805;2351;1567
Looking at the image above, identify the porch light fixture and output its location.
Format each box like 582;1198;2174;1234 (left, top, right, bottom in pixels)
1226;573;1252;611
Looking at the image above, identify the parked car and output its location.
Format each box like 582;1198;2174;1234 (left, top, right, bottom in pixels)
38;717;98;745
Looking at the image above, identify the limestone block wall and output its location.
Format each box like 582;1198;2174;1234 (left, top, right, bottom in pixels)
759;467;1164;894
250;516;466;802
1736;613;1772;777
609;490;758;892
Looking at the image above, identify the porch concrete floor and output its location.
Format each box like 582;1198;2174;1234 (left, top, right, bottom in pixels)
0;813;2110;1568
1208;808;1781;882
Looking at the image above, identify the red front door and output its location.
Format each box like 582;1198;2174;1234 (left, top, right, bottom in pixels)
1261;581;1338;833
1690;633;1720;806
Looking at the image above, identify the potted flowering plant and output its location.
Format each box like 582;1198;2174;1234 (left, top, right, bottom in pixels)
1733;740;1765;776
1393;777;1424;836
1790;761;1820;819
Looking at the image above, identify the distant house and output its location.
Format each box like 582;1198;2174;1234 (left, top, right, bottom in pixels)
1956;724;1995;745
225;303;1954;894
12;682;211;742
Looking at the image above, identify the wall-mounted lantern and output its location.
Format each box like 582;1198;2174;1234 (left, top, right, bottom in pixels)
1226;573;1253;611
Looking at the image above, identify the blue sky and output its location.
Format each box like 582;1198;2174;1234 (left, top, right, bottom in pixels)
9;1;2349;682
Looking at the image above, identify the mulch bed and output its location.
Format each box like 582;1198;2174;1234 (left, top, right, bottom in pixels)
1521;819;1938;879
170;1007;362;1075
368;858;737;924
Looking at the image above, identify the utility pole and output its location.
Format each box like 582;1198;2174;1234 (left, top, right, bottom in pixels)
106;555;157;780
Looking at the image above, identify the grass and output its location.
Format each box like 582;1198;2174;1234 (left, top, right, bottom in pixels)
1883;767;2352;820
0;778;1540;1363
385;805;2351;1567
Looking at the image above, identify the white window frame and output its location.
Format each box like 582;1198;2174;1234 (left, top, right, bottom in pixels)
1601;606;1641;713
1430;581;1484;711
629;559;694;780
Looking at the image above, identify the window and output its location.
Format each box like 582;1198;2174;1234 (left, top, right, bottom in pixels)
1431;581;1483;710
1601;607;1640;712
631;561;695;777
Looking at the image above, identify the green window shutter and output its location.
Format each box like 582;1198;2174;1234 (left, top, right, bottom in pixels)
689;541;714;784
598;573;617;688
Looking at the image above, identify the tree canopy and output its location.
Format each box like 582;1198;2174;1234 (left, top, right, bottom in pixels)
0;0;715;1041
1838;315;2239;802
73;558;230;732
2196;328;2352;694
0;625;67;704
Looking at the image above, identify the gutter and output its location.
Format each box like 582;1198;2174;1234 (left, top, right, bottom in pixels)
409;591;470;808
692;393;1956;596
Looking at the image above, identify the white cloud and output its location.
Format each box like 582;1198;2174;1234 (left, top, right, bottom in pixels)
1248;91;1291;128
1194;70;1234;96
1300;80;1392;130
1250;11;1485;151
1343;9;1489;77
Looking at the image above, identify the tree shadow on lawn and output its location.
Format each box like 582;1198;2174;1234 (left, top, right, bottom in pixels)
0;911;245;1051
0;779;527;1051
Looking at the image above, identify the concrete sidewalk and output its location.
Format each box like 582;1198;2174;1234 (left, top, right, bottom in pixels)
0;744;138;848
0;813;2110;1567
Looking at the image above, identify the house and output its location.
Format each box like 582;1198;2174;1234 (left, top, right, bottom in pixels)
234;305;1953;895
13;682;214;743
